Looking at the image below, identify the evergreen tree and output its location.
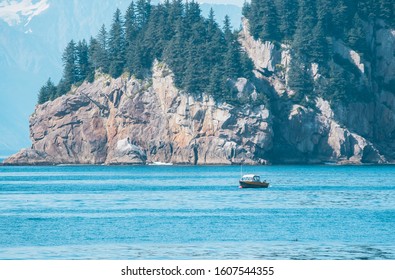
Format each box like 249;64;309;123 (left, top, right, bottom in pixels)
163;19;186;86
125;1;137;50
292;0;316;58
129;40;145;79
183;18;206;94
242;1;251;18
378;0;394;25
347;13;368;56
108;9;126;78
276;0;298;41
315;0;332;34
223;15;233;43
240;52;254;79
248;0;280;41
327;63;348;102
259;0;280;41
142;5;167;60
248;0;264;40
357;0;376;21
183;56;200;94
224;39;242;80
204;9;225;70
87;37;99;82
222;16;243;81
62;40;78;88
169;0;184;29
76;39;90;82
287;54;314;102
56;79;70;98
136;0;151;29
330;0;348;37
310;21;328;65
38;78;57;104
207;65;225;98
95;24;109;73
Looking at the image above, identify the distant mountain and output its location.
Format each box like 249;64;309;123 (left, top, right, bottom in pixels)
0;0;242;152
0;0;50;27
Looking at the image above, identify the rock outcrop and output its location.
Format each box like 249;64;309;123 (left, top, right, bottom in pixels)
4;62;272;165
4;19;394;165
239;18;393;164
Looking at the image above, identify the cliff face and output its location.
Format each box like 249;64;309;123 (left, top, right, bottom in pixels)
5;20;395;165
5;62;272;165
238;19;394;164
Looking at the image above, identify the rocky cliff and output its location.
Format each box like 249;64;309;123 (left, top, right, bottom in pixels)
4;20;395;165
238;18;394;164
5;61;272;165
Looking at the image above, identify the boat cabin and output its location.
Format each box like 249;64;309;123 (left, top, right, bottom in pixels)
240;174;261;182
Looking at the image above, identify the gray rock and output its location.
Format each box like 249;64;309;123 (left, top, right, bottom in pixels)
6;64;273;165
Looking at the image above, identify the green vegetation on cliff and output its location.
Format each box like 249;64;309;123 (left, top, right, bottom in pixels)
38;0;252;104
244;0;394;104
38;0;394;106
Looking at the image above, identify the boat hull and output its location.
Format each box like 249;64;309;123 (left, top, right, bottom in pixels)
239;181;269;189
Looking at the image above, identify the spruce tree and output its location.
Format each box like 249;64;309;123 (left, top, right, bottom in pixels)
38;78;57;104
95;25;109;73
223;15;233;44
108;9;126;78
276;0;298;41
62;40;78;88
327;63;348;102
87;37;99;82
163;19;186;86
125;1;137;55
248;0;264;40
56;79;70;98
240;52;254;79
378;0;394;25
169;0;184;30
242;1;251;18
208;66;226;99
224;40;241;80
76;39;90;83
310;21;328;65
287;54;314;102
136;0;151;29
292;0;317;58
316;0;331;34
330;0;349;37
129;38;146;79
259;0;280;41
347;13;368;56
183;40;201;94
204;9;225;69
222;16;241;80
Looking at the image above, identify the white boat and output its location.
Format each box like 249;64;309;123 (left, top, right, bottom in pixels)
148;162;173;166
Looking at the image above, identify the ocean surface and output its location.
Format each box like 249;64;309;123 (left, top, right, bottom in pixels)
0;164;394;260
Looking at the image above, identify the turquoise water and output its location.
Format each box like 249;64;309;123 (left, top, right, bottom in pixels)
0;165;394;260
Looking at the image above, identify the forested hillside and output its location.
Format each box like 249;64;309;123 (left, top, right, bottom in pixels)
38;0;252;104
243;0;394;104
10;0;391;166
